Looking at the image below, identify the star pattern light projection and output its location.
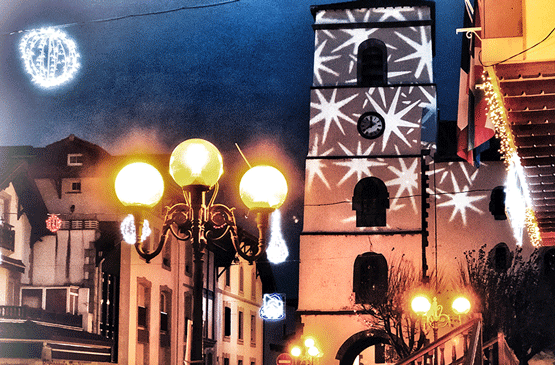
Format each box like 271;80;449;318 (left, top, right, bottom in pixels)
313;6;433;86
20;27;80;88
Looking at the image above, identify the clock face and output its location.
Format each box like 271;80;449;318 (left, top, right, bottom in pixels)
357;112;385;139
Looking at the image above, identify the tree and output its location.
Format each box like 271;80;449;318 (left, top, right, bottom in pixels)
459;245;555;364
352;256;433;360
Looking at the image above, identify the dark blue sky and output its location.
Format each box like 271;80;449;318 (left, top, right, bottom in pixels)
0;0;463;298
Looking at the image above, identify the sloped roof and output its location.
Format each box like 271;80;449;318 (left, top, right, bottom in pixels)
494;60;555;245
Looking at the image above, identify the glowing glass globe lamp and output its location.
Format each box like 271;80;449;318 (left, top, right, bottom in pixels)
239;165;287;211
115;162;164;208
291;346;302;357
169;139;223;188
411;295;431;315
308;346;320;357
452;296;471;315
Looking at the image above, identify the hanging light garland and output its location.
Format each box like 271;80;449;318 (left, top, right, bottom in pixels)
482;68;542;247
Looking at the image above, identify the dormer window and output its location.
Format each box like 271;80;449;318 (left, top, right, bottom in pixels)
67;153;83;166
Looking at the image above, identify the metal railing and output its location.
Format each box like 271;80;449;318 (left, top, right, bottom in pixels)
0;306;83;328
483;333;519;365
396;315;483;365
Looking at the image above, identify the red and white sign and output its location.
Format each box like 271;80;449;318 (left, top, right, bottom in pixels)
276;353;293;365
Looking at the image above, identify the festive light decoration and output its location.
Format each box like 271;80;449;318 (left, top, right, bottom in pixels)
259;293;285;321
19;27;80;88
483;68;542;247
266;210;289;264
45;214;63;233
120;214;151;245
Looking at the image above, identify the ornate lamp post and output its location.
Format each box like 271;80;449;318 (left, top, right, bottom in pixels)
114;138;287;364
291;337;322;365
411;295;471;365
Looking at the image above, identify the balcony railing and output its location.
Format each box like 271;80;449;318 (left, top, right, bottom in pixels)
0;306;83;328
0;223;15;251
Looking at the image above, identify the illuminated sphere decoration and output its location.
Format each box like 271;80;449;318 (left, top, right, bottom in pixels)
19;27;80;88
115;162;164;208
169;139;224;188
240;165;287;210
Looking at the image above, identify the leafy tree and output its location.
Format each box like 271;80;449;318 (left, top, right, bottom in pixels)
459;245;555;364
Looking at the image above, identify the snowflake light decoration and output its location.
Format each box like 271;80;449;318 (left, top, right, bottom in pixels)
266;210;289;264
259;293;285;321
19;27;80;88
121;214;151;245
45;214;63;233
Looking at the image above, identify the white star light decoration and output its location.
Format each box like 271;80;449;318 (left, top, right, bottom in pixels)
20;27;80;88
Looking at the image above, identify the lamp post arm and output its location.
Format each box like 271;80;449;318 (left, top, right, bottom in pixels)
132;212;171;263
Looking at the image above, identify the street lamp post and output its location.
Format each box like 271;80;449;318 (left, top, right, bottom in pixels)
291;338;322;365
411;295;471;365
114;139;288;364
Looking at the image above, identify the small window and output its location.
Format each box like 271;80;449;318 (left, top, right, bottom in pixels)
162;233;171;270
239;266;244;293
67;153;83;166
489;186;507;220
225;268;231;287
238;310;244;341
488;242;511;272
352;177;389;227
70;181;81;193
224;306;232;337
251;272;256;299
358;38;387;86
250;314;256;345
353;252;388;304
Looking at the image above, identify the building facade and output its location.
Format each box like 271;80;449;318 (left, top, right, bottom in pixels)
0;135;272;365
298;0;551;364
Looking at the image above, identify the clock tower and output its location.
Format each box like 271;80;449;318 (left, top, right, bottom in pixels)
298;1;436;363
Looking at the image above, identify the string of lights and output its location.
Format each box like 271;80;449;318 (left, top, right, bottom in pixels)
482;68;542;248
0;0;240;36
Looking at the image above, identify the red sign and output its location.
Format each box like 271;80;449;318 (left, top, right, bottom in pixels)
276;353;293;365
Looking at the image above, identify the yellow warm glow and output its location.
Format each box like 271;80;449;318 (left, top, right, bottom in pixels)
169;139;223;188
240;165;287;210
411;295;431;315
304;338;315;348
308;346;320;357
452;296;471;315
115;162;164;208
291;346;302;357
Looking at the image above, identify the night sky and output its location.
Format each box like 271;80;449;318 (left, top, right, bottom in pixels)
0;0;463;298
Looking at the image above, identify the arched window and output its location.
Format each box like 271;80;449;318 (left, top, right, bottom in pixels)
488;242;511;272
489;186;507;220
353;252;388;304
352;177;389;227
358;39;387;86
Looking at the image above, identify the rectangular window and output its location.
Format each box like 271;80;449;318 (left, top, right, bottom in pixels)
238;311;244;341
67;153;83;166
250;314;256;345
225;268;231;287
238;360;243;365
251;272;256;299
224;306;231;337
239;266;244;293
162;234;171;270
224;358;230;365
70;181;81;193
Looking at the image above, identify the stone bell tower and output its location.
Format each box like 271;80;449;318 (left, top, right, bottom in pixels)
298;1;436;364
